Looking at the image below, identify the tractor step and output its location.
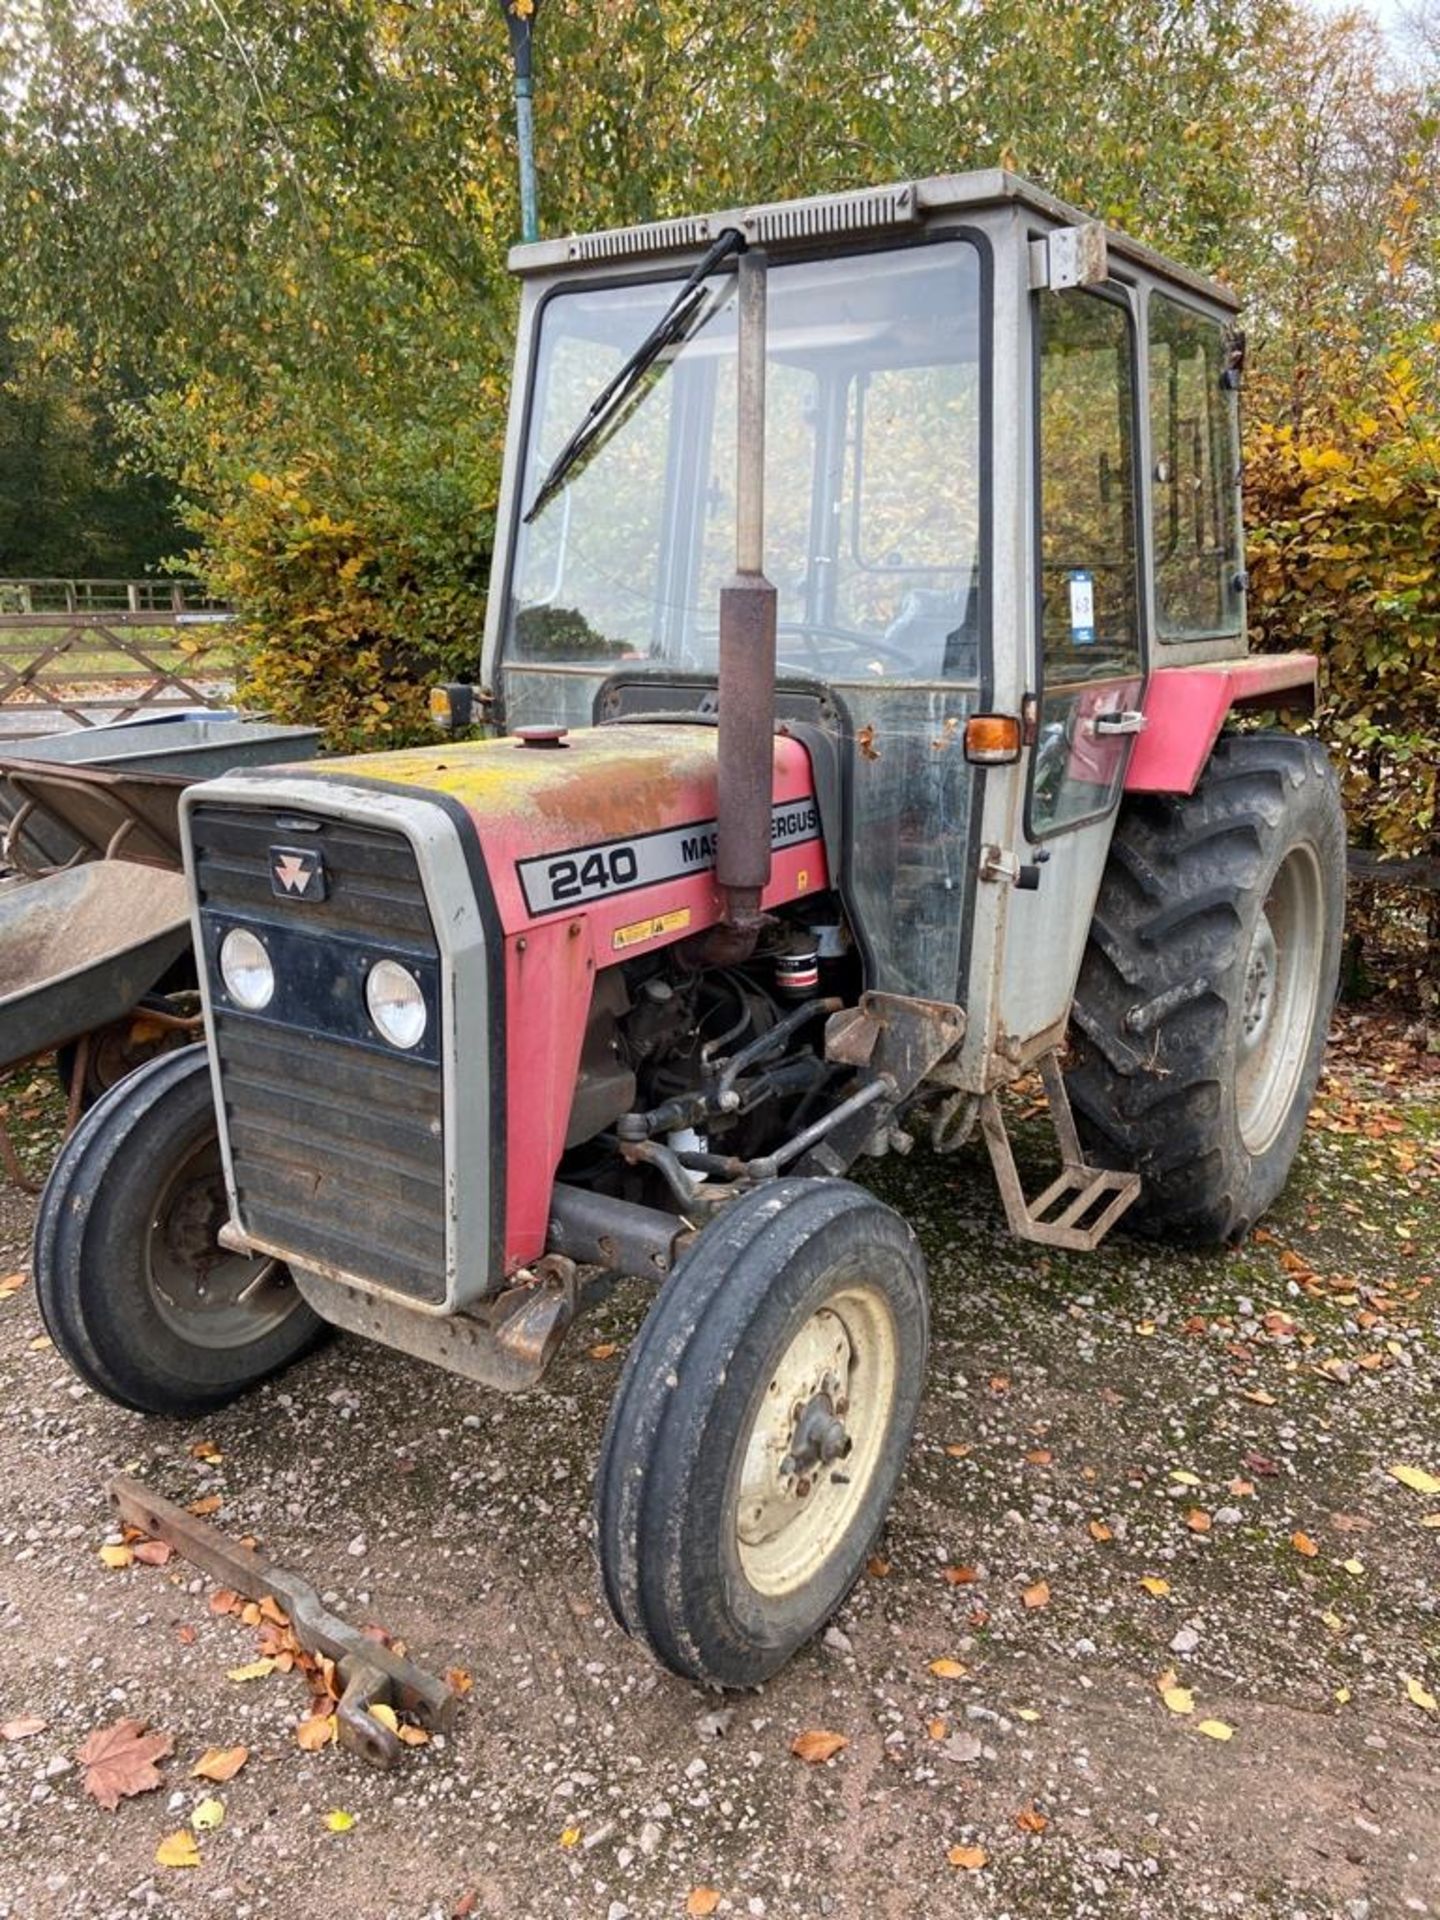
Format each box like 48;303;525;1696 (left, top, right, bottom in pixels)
979;1053;1140;1251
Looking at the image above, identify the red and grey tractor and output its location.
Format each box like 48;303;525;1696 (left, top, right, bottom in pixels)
34;172;1343;1689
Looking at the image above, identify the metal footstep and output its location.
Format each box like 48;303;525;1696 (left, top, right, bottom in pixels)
108;1475;456;1768
979;1053;1141;1252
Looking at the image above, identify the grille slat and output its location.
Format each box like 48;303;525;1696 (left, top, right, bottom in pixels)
193;801;449;1304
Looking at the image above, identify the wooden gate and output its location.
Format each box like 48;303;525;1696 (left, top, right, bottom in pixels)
0;578;236;732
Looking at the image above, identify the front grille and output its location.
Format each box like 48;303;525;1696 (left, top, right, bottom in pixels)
190;802;448;1305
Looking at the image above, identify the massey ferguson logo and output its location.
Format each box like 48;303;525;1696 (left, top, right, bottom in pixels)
269;845;327;901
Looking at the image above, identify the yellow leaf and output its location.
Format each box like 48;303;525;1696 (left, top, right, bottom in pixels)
1335;1686;1351;1704
1320;1610;1345;1633
1169;1470;1201;1487
1196;1720;1233;1741
1161;1686;1195;1716
1420;1514;1440;1529
98;1544;134;1570
396;1723;429;1747
227;1659;276;1683
191;1746;247;1782
191;1797;224;1831
325;1809;355;1833
155;1831;201;1869
296;1715;336;1751
1342;1558;1364;1576
1015;1708;1040;1723
28;1333;52;1351
948;1844;988;1870
1139;1576;1171;1597
790;1729;848;1764
558;1825;582;1849
369;1703;399;1734
929;1658;966;1679
1405;1675;1437;1714
1389;1464;1440;1496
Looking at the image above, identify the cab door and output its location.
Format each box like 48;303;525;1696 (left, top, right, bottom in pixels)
994;280;1147;1050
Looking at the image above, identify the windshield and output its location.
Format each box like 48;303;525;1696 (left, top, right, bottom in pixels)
502;241;984;705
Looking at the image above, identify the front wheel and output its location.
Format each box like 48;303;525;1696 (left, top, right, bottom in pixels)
33;1045;325;1416
595;1179;928;1688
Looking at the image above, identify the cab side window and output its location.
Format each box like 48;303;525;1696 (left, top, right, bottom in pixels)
1148;294;1243;639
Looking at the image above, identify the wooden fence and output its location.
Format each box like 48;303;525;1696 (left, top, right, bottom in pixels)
0;578;236;732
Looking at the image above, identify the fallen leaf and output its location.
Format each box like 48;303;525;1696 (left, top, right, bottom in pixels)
558;1825;582;1849
27;1333;52;1351
369;1703;399;1734
397;1723;430;1747
192;1746;247;1782
1021;1581;1050;1610
1421;1514;1440;1529
1291;1531;1320;1557
444;1666;473;1695
0;1270;26;1295
177;1625;197;1647
1342;1558;1365;1576
947;1844;987;1870
1240;1387;1277;1406
1161;1686;1195;1716
1016;1802;1048;1833
1088;1520;1113;1543
929;1658;967;1679
1024;1449;1052;1466
866;1555;891;1578
1229;1478;1256;1498
227;1659;276;1683
1335;1686;1351;1705
98;1543;134;1570
1185;1509;1212;1533
942;1564;977;1585
588;1342;618;1361
1320;1610;1346;1633
1196;1719;1234;1741
1389;1464;1440;1496
189;1441;222;1463
209;1589;239;1616
188;1495;223;1517
296;1715;336;1752
133;1540;173;1568
988;1374;1009;1395
686;1892;722;1918
1244;1452;1280;1478
325;1809;355;1833
1169;1470;1202;1487
77;1717;174;1811
927;1718;947;1740
1139;1576;1171;1597
191;1796;225;1831
1;1715;47;1741
1405;1675;1437;1714
1015;1708;1040;1723
155;1830;200;1870
791;1729;848;1764
943;1443;972;1459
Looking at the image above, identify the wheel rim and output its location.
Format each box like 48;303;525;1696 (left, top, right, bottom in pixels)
1235;842;1325;1156
735;1281;898;1598
147;1139;297;1351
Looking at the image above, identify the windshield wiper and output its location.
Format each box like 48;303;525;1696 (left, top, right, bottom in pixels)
523;226;746;525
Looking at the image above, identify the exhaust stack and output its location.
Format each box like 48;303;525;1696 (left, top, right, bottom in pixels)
716;246;777;935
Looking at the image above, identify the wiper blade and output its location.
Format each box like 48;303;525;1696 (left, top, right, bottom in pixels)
523;226;746;525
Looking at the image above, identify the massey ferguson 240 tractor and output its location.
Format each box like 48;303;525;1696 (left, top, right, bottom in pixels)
35;172;1343;1689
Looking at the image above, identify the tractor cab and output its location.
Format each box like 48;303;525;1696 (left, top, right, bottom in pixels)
485;172;1249;1077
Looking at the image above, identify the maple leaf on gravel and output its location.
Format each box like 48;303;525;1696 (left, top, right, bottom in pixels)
76;1717;174;1811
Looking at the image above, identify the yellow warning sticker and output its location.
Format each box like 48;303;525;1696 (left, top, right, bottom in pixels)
612;907;692;952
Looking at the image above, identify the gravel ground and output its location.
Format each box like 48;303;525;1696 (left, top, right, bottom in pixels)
0;1014;1436;1920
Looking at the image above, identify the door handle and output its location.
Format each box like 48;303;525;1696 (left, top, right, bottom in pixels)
1091;709;1147;736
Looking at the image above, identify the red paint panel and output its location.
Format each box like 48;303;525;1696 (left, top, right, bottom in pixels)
1125;655;1318;795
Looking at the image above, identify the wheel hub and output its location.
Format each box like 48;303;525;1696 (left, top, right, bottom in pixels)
147;1152;294;1349
1241;912;1277;1056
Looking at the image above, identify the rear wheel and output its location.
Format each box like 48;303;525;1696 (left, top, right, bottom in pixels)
1066;732;1344;1243
595;1179;928;1688
34;1045;324;1416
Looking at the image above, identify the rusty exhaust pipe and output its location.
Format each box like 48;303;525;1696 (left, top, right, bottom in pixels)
716;245;777;938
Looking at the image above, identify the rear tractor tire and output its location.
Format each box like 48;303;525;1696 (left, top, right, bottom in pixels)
595;1179;928;1688
1066;732;1344;1244
33;1045;325;1416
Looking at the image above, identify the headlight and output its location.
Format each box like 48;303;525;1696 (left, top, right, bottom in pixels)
219;927;275;1010
366;959;427;1050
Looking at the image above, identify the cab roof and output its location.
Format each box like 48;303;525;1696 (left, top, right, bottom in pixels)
507;168;1238;314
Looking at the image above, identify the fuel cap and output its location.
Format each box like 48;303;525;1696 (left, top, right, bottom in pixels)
514;725;570;749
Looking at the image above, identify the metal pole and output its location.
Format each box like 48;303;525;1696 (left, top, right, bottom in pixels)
734;248;767;576
498;1;541;245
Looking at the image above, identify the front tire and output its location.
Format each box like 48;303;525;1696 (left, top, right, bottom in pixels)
1066;732;1344;1243
595;1179;928;1688
33;1046;325;1416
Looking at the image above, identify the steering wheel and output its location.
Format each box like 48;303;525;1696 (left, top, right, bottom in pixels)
775;621;919;675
